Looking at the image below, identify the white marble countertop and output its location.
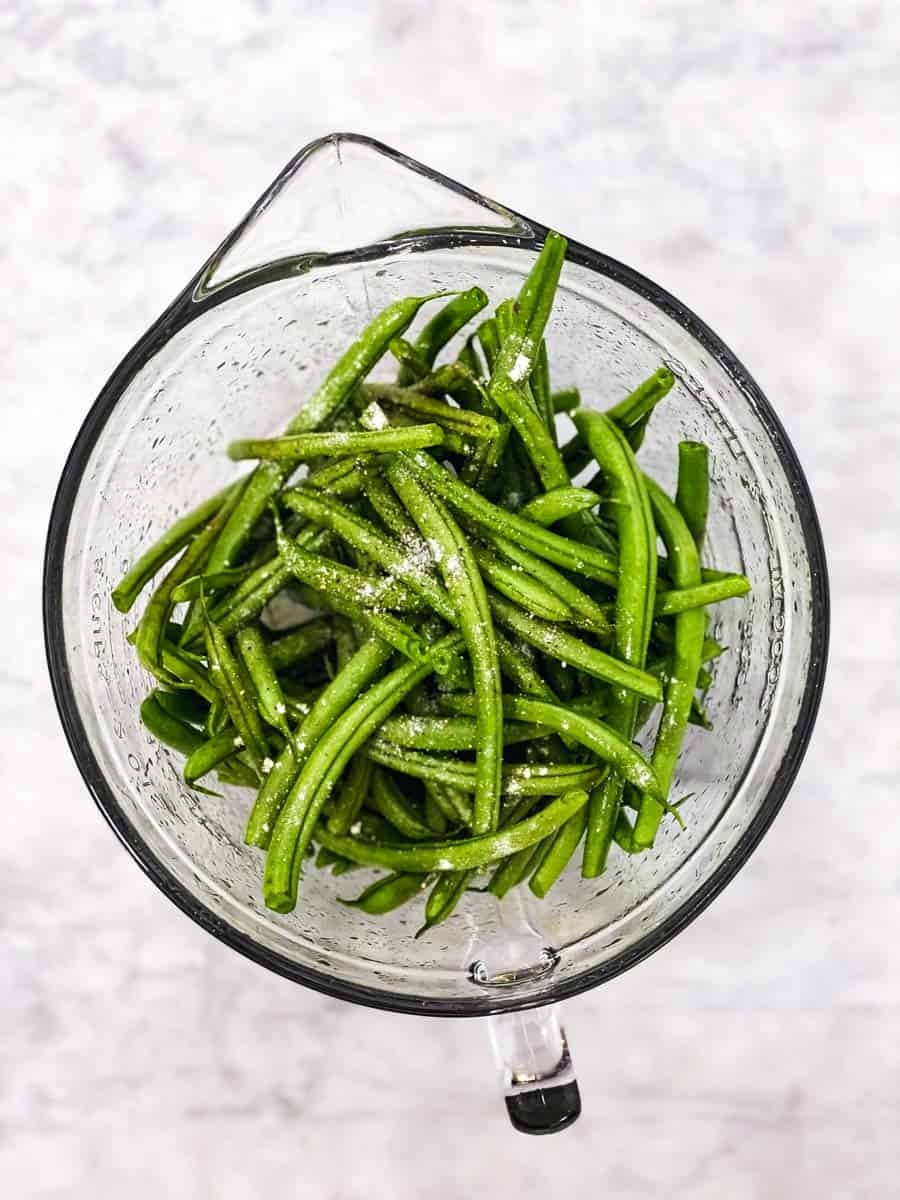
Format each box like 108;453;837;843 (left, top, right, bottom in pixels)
4;2;899;1196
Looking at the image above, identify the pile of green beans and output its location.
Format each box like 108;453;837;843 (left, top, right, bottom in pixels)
115;232;750;933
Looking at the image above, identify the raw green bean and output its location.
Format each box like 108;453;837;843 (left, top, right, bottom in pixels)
472;544;575;623
632;478;706;849
152;687;209;727
228;424;445;463
365;741;607;797
112;478;245;613
494;630;558;701
140;693;207;757
280;489;455;623
488;841;547;898
675;440;710;551
273;510;429;664
518;487;599;527
266;617;334;671
424;781;473;827
384;457;503;834
551;388;580;414
314;786;590;874
184;727;259;791
417;871;471;936
404;450;618;585
457;335;484;378
423;790;449;834
360;383;501;442
531;340;556;439
378;714;546;751
390;337;430;380
655;576;750;616
339;872;430;914
606;368;676;429
368;768;434;840
438;694;662;798
397;286;489;385
573;409;657;876
488;594;661;702
479;529;612;633
327;754;373;836
245;636;394;848
263;632;464;911
236;625;291;735
529;803;589;898
202;607;269;770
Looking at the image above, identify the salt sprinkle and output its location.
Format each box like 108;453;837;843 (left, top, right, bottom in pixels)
349;821;363;836
232;736;244;748
509;352;530;382
261;756;274;774
275;702;286;715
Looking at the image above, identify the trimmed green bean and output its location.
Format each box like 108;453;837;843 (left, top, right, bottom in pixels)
472;544;574;622
315;786;590;875
384;457;503;834
518;486;599;527
327;754;373;836
368;769;433;840
228;424;445;463
573;409;657;876
397;286;489;385
378;714;546;751
236;625;291;735
675;440;710;551
339;872;430;914
263;632;464;911
551;388;580;414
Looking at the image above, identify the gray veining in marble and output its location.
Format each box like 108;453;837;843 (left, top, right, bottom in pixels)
2;2;899;1197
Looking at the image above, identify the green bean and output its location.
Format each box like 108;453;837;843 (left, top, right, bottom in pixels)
397;286;489;385
551;388;580;414
560;432;593;479
228;424;445;464
385;457;503;834
423;790;449;834
152;687;209;727
488;594;661;702
368;768;434;840
280;489;455;623
424;780;473;827
472;544;574;622
359;469;421;539
479;529;612;633
202;607;269;770
573;409;657;876
327;754;373;836
494;630;558;701
378;714;546;751
404;450;618;585
365;741;607;798
631;478;706;849
438;694;662;798
606;367;676;429
133;481;245;675
306;454;371;498
360;383;501;443
266;617;334;671
314;786;590;875
675;440;710;551
457;335;484;378
203;293;452;581
157;643;220;705
518;486;599;527
112;478;245;613
488;841;547;898
416;871;472;936
530;340;555;438
245;636;394;848
140;693;207;757
529;803;589;898
203;526;330;639
655;576;750;616
184;727;260;791
339;871;431;914
390;337;430;380
273;509;429;664
235;625;291;735
263;632;464;911
476;317;501;372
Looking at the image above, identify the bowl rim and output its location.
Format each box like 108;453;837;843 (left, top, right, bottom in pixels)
43;132;829;1017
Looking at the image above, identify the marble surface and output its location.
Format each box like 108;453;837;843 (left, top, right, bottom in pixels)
3;2;899;1196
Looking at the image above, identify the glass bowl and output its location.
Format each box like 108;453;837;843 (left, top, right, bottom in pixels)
44;133;828;1127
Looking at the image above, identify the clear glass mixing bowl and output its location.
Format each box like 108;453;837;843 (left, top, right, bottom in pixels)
44;134;828;1132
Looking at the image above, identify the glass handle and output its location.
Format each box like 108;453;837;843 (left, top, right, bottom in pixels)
487;1004;581;1135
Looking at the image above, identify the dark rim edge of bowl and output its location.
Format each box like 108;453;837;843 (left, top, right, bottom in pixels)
43;132;830;1018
